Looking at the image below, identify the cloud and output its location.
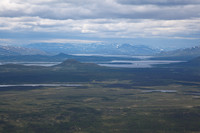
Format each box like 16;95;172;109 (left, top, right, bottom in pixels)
0;0;199;20
0;0;199;47
116;0;200;6
32;39;101;44
0;16;199;39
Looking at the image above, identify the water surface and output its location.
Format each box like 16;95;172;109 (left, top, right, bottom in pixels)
142;90;177;93
99;60;183;68
0;84;82;87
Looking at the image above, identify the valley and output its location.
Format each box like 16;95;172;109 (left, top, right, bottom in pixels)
0;57;200;132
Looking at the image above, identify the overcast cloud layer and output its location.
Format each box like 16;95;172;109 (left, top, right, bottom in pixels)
0;0;199;48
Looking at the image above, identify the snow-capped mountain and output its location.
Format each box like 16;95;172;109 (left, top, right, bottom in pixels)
26;43;160;55
158;46;200;58
0;45;46;56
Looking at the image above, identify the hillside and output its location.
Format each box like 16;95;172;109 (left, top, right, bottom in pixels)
53;59;104;71
182;56;200;66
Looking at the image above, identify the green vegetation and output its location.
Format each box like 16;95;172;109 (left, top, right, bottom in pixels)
0;60;200;132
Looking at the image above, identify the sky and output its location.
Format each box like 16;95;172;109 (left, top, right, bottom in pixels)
0;0;200;49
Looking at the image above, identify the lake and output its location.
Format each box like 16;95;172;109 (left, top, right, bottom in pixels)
98;60;183;68
72;54;152;59
142;90;177;93
0;84;82;87
0;62;60;67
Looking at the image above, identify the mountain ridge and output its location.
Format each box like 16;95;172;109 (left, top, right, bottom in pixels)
26;43;161;55
157;46;200;58
0;45;46;56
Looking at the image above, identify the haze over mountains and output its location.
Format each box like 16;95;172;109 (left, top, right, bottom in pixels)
0;43;161;56
158;46;200;57
26;43;161;55
1;43;200;61
0;45;45;56
149;46;200;60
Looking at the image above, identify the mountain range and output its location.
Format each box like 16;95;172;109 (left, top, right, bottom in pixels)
1;43;200;60
158;46;200;58
26;43;160;55
0;45;46;56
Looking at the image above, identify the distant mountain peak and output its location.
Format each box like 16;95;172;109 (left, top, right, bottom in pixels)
54;53;69;57
54;59;100;70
